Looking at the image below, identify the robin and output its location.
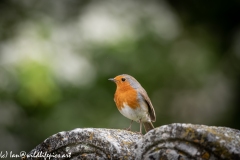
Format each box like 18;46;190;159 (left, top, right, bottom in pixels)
109;74;156;133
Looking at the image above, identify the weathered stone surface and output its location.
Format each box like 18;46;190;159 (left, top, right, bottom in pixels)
26;124;240;160
135;123;240;160
26;128;142;160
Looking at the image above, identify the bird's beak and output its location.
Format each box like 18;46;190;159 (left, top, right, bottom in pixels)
108;78;116;82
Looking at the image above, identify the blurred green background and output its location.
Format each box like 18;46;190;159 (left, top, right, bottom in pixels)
0;0;240;153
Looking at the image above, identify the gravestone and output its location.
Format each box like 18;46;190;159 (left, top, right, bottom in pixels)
25;123;240;160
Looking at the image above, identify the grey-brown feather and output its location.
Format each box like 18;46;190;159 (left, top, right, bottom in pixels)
143;122;154;132
135;83;156;122
140;90;156;122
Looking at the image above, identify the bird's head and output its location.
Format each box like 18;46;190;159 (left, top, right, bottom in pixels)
108;74;141;89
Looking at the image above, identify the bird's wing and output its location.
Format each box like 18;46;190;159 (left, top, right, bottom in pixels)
138;88;156;122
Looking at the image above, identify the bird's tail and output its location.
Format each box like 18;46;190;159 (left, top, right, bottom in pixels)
143;122;154;132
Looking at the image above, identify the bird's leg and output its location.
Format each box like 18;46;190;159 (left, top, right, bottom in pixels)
135;119;143;134
125;120;133;131
139;119;142;134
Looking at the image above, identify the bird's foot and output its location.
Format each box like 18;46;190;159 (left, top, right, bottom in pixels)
134;131;143;135
124;127;131;131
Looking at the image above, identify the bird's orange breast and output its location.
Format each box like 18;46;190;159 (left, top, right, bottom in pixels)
114;86;139;110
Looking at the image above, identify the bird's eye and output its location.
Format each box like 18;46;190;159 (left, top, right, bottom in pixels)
121;78;126;82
